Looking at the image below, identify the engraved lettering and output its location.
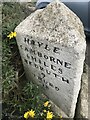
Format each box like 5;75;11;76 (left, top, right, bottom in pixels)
44;55;48;59
31;56;36;62
24;37;30;44
29;61;32;65
55;87;59;91
20;45;23;49
49;82;54;88
51;64;56;71
45;44;50;51
24;59;28;64
50;56;55;63
62;77;69;84
53;47;60;54
40;66;44;71
34;63;38;68
57;59;63;65
31;40;35;45
46;70;51;75
58;68;62;74
39;59;42;64
44;62;49;67
38;76;42;81
65;62;71;69
38;52;42;57
53;73;59;78
27;54;30;59
40;73;45;78
37;42;43;47
25;47;28;52
30;48;36;55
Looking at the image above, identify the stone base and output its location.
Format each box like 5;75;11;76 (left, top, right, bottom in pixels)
74;63;88;118
49;63;89;119
49;100;69;118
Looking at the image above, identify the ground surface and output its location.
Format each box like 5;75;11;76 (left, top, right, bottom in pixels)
86;37;90;119
86;37;90;67
2;2;90;119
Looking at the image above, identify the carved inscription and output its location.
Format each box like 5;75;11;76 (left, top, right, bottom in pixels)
20;35;72;91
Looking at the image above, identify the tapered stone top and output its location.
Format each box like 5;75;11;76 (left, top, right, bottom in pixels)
15;0;86;118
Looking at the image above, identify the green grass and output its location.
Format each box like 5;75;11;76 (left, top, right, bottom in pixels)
2;2;27;100
2;3;49;119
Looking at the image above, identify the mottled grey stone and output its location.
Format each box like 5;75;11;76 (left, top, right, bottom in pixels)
15;0;86;118
75;63;88;118
0;4;2;120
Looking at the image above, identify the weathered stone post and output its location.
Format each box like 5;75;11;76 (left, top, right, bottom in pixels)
15;0;86;118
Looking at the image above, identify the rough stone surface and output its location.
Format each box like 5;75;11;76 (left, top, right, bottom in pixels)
15;0;86;118
88;67;90;120
0;4;2;120
0;3;2;98
75;63;88;118
49;100;69;118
